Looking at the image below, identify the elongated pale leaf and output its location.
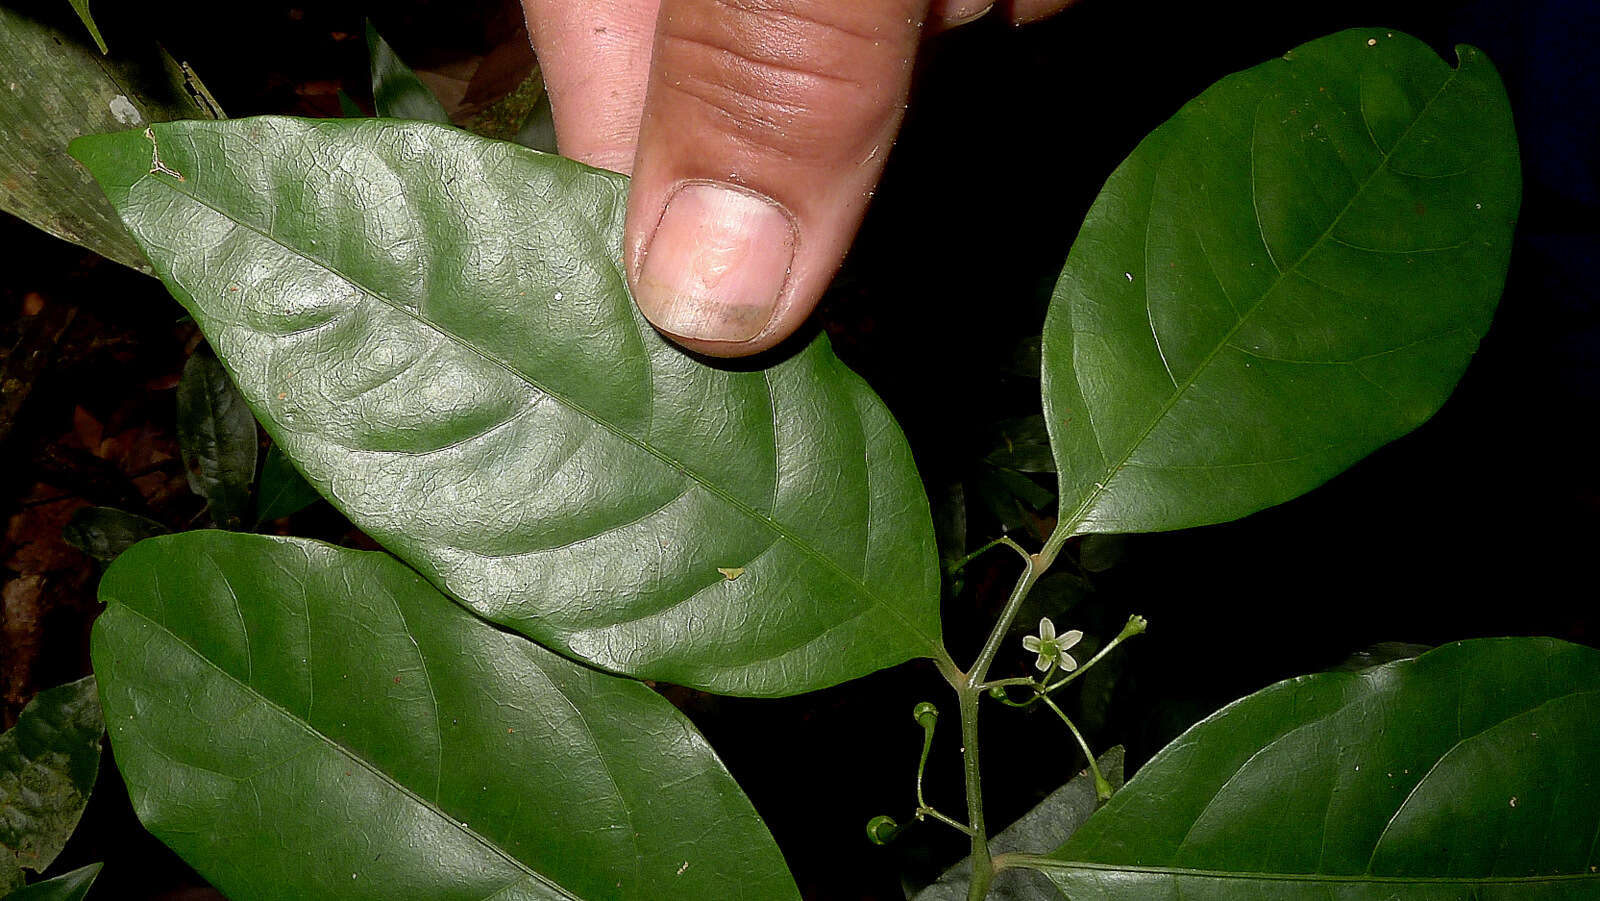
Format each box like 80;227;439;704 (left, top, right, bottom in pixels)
1;863;101;901
253;443;322;524
177;347;258;529
0;5;219;271
365;21;450;124
1032;639;1600;899
915;748;1123;901
65;0;106;54
1042;29;1520;537
70;118;942;696
93;532;801;901
0;677;103;879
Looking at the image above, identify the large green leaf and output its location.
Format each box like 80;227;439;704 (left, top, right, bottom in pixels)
1042;29;1519;537
177;347;259;529
0;4;220;272
1028;639;1600;899
0;677;103;881
70;117;942;696
1;863;101;901
92;532;801;901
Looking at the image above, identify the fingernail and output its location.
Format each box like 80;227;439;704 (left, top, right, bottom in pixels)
634;181;795;343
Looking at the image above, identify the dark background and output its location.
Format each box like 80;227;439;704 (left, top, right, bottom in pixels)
2;0;1593;898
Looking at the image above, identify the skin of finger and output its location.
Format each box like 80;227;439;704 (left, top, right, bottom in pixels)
520;0;660;172
623;0;931;357
928;0;995;31
1004;0;1084;25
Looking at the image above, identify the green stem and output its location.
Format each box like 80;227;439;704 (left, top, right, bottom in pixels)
1037;693;1112;801
916;805;975;837
947;534;1032;575
967;552;1040;691
958;687;992;901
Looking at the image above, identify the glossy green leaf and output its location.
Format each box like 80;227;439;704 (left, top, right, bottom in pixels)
916;748;1123;901
365;21;450;124
64;0;106;54
176;347;258;529
70;117;942;696
92;532;801;901
62;506;169;562
0;4;219;272
0;863;101;901
1031;639;1600;899
1042;29;1519;537
0;677;103;880
253;443;322;524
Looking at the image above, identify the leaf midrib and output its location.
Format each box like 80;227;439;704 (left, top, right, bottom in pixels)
135;151;940;655
1052;58;1467;541
1032;859;1600;886
108;599;583;901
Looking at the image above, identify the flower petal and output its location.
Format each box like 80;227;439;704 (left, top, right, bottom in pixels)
1060;629;1084;650
1034;653;1052;672
1059;653;1078;672
1039;618;1056;641
1022;635;1041;653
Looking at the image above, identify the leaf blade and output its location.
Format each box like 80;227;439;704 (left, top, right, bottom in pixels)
70;117;942;696
1033;639;1600;899
0;5;220;271
176;347;259;529
0;863;102;901
92;532;801;901
253;443;322;524
1042;30;1520;538
365;21;451;124
0;677;103;879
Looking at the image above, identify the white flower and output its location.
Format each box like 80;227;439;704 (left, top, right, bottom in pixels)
1021;617;1083;673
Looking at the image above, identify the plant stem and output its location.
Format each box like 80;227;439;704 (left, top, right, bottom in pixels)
967;551;1040;690
957;686;992;901
947;534;1033;575
916;805;975;837
1036;692;1112;800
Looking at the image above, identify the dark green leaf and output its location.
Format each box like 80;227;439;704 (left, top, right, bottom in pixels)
365;21;450;124
0;863;101;901
983;416;1056;474
1042;30;1519;538
64;0;106;54
1076;534;1126;573
1034;639;1600;899
0;5;220;271
1332;641;1432;672
253;444;322;524
915;749;1123;901
514;90;558;154
176;347;258;529
0;677;103;879
62;506;169;562
71;117;942;696
336;89;363;119
93;532;800;901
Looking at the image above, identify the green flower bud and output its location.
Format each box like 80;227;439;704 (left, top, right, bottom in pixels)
865;814;900;845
